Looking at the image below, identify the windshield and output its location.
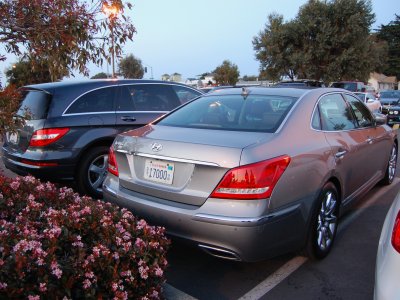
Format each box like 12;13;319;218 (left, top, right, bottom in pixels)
17;89;51;120
157;94;298;133
380;91;400;99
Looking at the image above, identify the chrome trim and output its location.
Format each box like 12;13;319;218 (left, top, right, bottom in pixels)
103;183;117;196
117;151;220;167
193;204;300;227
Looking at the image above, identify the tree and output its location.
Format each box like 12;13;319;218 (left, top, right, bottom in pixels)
253;0;384;82
118;54;144;79
0;0;136;81
91;72;109;79
377;15;400;79
213;60;240;85
5;58;67;87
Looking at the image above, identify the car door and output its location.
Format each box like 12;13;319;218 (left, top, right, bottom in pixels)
343;93;392;181
318;93;371;200
115;84;181;132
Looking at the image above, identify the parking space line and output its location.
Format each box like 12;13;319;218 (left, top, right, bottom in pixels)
238;256;308;300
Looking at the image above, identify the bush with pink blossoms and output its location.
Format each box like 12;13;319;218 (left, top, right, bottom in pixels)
0;175;170;299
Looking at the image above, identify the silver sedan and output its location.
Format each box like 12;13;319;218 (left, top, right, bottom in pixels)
103;87;398;262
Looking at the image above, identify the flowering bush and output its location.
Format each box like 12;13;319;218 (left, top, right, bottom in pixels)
0;175;170;299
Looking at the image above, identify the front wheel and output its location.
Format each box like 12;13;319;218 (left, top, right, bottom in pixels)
380;143;397;185
305;182;339;260
76;146;110;199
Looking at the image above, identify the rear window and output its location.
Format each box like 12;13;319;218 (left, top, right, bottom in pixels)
330;82;357;91
18;90;51;120
380;91;400;99
157;94;298;132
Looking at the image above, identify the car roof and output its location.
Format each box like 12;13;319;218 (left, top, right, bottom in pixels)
23;79;191;93
203;86;312;98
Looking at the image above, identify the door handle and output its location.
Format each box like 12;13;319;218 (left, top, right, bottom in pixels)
366;137;373;144
335;150;347;158
121;116;136;122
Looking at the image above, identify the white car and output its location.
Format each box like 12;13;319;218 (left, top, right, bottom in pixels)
374;191;400;300
354;92;382;113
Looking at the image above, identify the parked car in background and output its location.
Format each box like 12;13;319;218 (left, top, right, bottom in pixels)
380;90;400;114
386;106;400;127
354;92;382;113
329;81;365;92
103;87;397;262
374;190;400;300
2;79;202;198
274;79;326;88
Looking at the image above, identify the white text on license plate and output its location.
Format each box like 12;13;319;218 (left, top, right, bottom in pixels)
144;160;174;184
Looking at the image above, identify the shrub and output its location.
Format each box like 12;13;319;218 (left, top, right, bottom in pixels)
0;175;170;299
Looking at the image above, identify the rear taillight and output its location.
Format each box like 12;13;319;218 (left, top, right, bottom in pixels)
391;210;400;253
107;147;119;176
210;155;291;200
29;128;69;147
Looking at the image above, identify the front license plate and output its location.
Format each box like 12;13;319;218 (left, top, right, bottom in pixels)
144;159;174;185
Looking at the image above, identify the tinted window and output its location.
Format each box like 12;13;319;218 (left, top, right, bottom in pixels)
118;84;181;111
380;91;400;99
311;106;322;130
18;90;51;120
172;85;201;103
344;94;373;128
319;94;356;131
330;82;357;91
66;87;115;114
157;94;298;132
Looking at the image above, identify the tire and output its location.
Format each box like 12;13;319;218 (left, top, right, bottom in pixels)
305;182;339;260
380;143;397;186
76;146;110;199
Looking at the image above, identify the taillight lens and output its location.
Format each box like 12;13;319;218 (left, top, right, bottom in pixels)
107;147;119;176
29;128;69;147
210;155;291;200
391;210;400;253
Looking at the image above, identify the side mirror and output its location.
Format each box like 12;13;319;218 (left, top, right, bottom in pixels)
374;113;387;126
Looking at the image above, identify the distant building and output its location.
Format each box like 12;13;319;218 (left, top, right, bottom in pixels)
162;73;182;82
161;74;170;81
368;72;397;91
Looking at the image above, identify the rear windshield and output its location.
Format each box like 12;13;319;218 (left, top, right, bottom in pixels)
380;91;400;99
330;82;357;91
18;89;51;120
157;94;298;132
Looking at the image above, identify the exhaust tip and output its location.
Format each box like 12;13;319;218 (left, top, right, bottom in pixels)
198;244;241;261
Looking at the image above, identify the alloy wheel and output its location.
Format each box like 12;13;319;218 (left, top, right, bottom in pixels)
88;154;109;193
316;190;338;251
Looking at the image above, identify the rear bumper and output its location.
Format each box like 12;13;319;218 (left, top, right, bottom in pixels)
103;175;309;262
2;148;76;181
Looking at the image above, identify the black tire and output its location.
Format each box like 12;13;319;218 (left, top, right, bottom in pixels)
76;146;110;199
305;182;339;260
380;143;397;185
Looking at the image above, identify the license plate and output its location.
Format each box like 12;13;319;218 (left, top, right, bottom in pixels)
144;159;174;185
7;132;19;144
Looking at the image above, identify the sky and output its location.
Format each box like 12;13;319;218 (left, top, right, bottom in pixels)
1;0;399;86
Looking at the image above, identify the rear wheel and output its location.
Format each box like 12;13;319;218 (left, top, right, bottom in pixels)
380;143;397;185
305;182;339;259
76;146;109;199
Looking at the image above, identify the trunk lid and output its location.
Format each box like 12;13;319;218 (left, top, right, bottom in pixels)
114;124;272;206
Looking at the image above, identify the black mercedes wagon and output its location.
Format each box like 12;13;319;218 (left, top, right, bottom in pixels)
2;79;202;198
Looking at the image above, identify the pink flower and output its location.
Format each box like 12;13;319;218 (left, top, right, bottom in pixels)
10;180;20;190
136;219;148;230
0;282;7;289
154;267;163;277
93;246;100;257
28;295;40;300
39;282;47;292
83;279;92;289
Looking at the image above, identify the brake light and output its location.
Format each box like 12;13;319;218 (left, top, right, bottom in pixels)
107;147;119;176
210;155;291;200
29;128;69;147
392;210;400;253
